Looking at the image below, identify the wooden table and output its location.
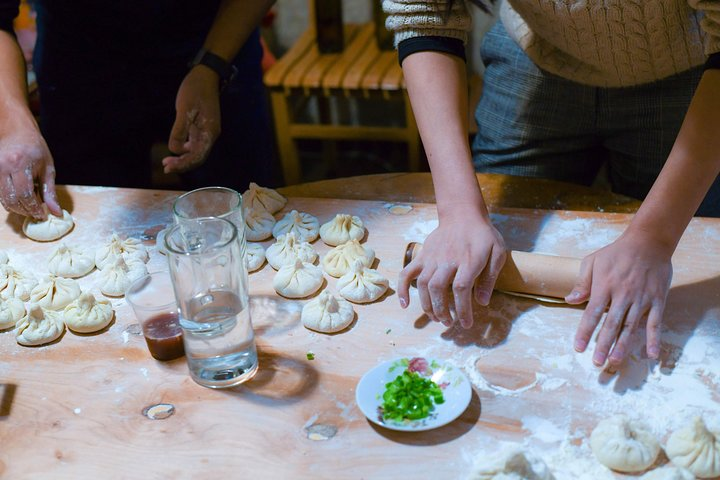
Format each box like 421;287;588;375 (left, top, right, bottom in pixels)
1;182;717;479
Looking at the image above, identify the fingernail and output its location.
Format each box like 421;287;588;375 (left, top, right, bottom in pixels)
574;339;587;352
399;297;408;308
478;291;490;305
648;346;659;358
592;353;606;366
566;291;580;301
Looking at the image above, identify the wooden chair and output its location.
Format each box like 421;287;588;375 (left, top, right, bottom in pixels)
264;2;420;185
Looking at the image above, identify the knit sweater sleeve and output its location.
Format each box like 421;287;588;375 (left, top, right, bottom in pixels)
382;0;474;45
688;0;720;55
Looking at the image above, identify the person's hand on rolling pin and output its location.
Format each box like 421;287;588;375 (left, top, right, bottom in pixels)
398;207;507;329
162;65;221;174
566;232;672;368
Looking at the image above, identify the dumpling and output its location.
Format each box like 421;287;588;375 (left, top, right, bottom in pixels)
244;206;275;241
98;256;148;297
0;250;8;264
30;275;82;310
319;213;365;246
0;265;38;301
242;182;287;214
48;243;95;278
590;414;660;473
336;260;389;304
23;208;74;241
640;466;695;480
95;234;149;269
266;232;317;270
16;304;65;346
666;417;720;479
246;242;266;273
63;292;114;333
273;259;324;299
301;291;355;333
322;239;375;278
0;296;25;330
272;210;319;243
469;445;554;480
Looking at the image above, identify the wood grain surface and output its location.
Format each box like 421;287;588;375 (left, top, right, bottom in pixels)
0;186;718;479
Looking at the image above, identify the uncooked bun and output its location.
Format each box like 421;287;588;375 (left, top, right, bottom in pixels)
319;213;365;246
272;210;319;243
266;232;317;270
95;234;148;269
301;290;354;333
242;182;287;214
639;466;695;480
63;292;114;333
590;414;660;473
30;275;82;311
16;304;65;346
336;260;388;304
666;417;720;479
0;250;8;265
469;445;555;480
273;259;324;299
246;242;266;273
48;244;95;278
322;239;374;278
0;296;25;330
0;265;38;301
244;206;276;241
98;256;148;297
23;208;74;242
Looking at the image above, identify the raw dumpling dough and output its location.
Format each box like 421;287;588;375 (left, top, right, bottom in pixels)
301;290;355;333
48;243;95;278
273;259;324;299
0;265;38;301
319;213;365;246
63;292;114;333
242;182;287;214
272;210;319;243
0;250;8;264
95;234;149;269
23;208;74;242
590;414;660;473
246;242;266;272
336;260;389;304
0;296;25;330
469;445;555;480
639;466;695;480
244;206;276;241
266;232;317;270
30;275;82;311
322;239;375;278
666;417;720;479
16;304;65;346
98;256;148;297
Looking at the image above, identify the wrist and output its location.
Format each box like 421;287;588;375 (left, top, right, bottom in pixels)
0;100;37;135
621;224;677;258
437;200;491;224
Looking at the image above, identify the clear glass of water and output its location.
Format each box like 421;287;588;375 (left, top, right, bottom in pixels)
164;216;258;388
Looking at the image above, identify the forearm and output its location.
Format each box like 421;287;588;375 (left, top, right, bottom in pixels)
402;51;489;221
202;0;275;62
0;30;35;133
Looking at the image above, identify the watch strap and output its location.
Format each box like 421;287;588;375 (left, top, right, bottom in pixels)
189;48;238;90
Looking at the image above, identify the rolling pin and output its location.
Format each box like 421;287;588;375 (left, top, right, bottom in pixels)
404;242;582;302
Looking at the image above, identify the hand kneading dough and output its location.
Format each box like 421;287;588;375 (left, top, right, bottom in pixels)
336;260;388;304
242;182;287;214
272;210;319;243
244;206;276;241
95;234;149;269
590;414;660;473
0;264;38;301
301;291;354;333
30;275;82;311
266;232;317;270
319;213;365;246
639;466;695;480
16;304;64;346
23;208;74;241
246;242;266;273
48;244;95;278
63;292;114;333
469;445;555;480
0;296;25;329
273;259;324;299
666;417;720;479
0;250;8;264
322;239;374;278
98;256;148;297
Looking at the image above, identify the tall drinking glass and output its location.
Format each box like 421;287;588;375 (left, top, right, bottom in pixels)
164;217;258;388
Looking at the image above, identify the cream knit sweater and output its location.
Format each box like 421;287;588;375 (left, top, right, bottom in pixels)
383;0;720;87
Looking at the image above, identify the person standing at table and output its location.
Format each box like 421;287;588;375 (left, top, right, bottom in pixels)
384;0;720;367
0;0;277;220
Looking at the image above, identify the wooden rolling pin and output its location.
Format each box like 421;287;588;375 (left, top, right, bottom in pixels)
404;242;582;302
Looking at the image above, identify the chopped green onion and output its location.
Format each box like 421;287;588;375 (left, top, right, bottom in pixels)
381;370;445;422
306;351;315;360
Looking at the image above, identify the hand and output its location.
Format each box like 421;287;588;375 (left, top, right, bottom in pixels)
566;231;673;367
162;66;221;174
398;207;507;329
0;126;60;219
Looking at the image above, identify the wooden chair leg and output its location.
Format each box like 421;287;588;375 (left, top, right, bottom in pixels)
270;90;302;185
403;92;421;172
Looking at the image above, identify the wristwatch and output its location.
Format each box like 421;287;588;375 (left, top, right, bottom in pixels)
188;48;238;91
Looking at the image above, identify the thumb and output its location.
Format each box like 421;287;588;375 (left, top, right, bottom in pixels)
168;109;190;154
565;256;593;304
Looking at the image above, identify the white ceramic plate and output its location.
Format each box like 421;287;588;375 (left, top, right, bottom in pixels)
355;357;472;432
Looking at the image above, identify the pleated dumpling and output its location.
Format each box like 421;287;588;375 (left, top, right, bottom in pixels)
63;292;114;333
639;467;695;480
242;182;287;214
246;242;266;273
319;213;365;246
244;206;275;241
98;256;148;297
23;208;74;242
48;243;95;278
666;417;720;479
590;414;660;473
95;234;149;269
30;275;82;310
273;259;324;299
469;446;554;480
16;304;65;346
0;265;38;301
272;210;319;243
336;260;388;304
266;232;317;270
301;291;355;333
0;296;25;330
322;239;374;278
0;250;8;265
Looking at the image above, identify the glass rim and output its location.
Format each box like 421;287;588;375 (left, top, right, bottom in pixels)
172;186;242;221
164;216;238;257
125;270;177;311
